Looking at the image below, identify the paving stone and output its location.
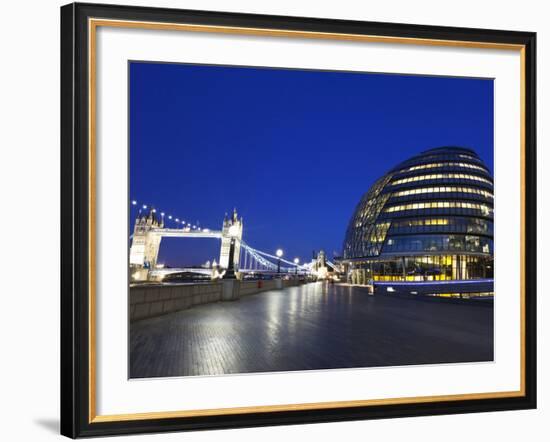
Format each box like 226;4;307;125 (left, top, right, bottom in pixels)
129;282;493;378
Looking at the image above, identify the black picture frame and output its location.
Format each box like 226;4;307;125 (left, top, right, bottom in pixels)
61;2;537;438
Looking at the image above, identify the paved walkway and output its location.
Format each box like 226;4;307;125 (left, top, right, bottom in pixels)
130;282;493;378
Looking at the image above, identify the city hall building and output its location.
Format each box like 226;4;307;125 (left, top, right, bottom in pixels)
342;146;493;285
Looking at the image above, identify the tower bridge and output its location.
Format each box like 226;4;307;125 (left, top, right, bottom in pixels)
129;206;327;282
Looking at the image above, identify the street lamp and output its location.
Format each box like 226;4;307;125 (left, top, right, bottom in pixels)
276;249;283;275
224;224;240;279
294;257;300;275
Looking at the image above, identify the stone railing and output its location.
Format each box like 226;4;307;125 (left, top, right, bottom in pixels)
130;279;306;322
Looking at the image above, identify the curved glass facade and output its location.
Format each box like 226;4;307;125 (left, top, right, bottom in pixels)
342;146;494;283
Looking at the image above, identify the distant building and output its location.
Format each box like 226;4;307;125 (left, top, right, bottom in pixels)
342;147;494;284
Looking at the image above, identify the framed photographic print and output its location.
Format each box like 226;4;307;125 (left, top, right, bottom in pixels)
60;2;537;438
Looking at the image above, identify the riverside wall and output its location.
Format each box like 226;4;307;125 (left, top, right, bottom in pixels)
130;279;305;322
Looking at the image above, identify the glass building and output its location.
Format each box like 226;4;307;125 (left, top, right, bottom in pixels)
342;147;494;284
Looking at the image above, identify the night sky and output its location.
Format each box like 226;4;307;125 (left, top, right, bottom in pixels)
129;62;494;267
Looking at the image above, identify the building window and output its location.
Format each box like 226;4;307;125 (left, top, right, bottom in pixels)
384;201;493;214
401;162;488;173
392;186;493;199
391;173;492;186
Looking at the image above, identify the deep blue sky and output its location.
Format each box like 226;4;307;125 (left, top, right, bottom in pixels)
130;62;493;267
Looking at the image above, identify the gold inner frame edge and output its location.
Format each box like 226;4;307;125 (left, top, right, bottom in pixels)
87;17;527;423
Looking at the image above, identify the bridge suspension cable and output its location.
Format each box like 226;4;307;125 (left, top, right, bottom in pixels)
239;241;309;273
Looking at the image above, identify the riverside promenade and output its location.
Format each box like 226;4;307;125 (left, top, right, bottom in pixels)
130;281;493;378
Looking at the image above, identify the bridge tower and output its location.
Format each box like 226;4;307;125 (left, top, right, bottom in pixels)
129;208;164;281
314;250;329;280
219;208;243;271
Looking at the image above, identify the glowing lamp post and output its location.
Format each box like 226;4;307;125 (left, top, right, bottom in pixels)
276;249;283;276
223;224;240;279
294;257;300;275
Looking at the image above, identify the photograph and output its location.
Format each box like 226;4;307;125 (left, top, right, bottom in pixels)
127;61;495;379
56;1;538;438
